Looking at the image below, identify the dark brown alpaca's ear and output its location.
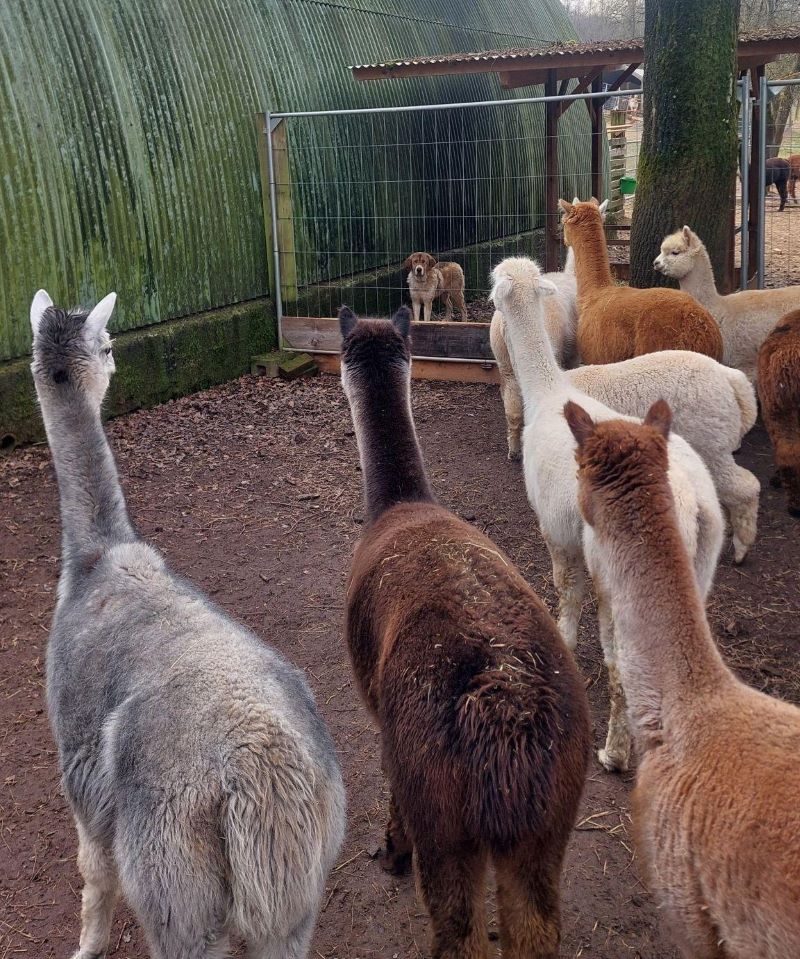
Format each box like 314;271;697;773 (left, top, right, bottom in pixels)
339;306;358;339
644;399;672;438
392;306;412;338
563;400;596;449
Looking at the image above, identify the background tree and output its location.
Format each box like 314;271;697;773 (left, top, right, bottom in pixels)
628;0;742;290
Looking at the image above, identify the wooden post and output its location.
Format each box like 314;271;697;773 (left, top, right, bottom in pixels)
590;74;605;203
747;63;764;287
254;113;275;300
545;69;560;271
270;117;298;315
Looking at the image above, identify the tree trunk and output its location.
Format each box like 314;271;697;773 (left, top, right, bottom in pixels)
630;0;741;291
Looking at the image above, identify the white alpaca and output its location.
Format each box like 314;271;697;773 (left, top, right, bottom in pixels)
655;226;800;381
490;315;759;561
490;257;724;772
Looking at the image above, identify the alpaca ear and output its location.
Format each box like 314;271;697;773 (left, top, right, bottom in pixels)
84;292;117;339
589;197;600;206
598;198;609;216
558;198;574;215
682;225;694;246
391;305;412;338
644;399;672;438
563;400;596;448
572;196;580;205
338;306;358;338
30;289;54;337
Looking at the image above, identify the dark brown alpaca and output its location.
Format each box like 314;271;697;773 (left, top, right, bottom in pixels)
757;308;800;517
339;305;590;959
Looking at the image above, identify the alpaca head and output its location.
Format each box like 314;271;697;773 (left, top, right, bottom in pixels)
563;399;672;530
558;197;608;247
489;257;557;314
30;290;117;409
338;305;412;402
654;226;702;279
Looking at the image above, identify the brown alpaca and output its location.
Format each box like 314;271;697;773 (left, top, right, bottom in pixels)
560;198;723;364
565;398;800;959
757;308;800;517
339;305;590;959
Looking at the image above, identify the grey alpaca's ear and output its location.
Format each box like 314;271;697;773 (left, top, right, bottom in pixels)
338;306;358;339
84;292;117;339
391;306;412;338
644;399;672;438
30;289;54;337
563;400;596;449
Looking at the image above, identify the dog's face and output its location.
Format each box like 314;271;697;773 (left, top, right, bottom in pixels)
404;252;437;280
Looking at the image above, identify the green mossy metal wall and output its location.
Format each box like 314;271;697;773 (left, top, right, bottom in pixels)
0;0;585;362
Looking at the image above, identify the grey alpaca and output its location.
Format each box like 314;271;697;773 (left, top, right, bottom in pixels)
29;290;345;959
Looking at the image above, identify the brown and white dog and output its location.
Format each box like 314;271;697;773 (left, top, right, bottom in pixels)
404;252;468;322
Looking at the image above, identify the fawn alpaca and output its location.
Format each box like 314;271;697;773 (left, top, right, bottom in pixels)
655;225;800;381
757;308;800;516
565;399;800;959
339;305;590;959
30;291;345;959
561;198;723;364
491;257;723;772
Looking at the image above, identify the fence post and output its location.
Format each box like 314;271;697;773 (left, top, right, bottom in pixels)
544;70;560;271
267;115;297;329
254;113;276;300
756;72;767;289
739;78;750;291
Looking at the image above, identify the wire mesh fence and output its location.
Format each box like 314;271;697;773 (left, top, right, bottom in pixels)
266;91;646;331
763;80;799;289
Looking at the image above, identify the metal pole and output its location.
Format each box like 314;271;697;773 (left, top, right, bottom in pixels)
756;73;767;289
739;77;749;291
265;111;284;343
270;87;644;120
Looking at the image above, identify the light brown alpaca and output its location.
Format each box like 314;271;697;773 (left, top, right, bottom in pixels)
757;308;800;517
560;198;723;364
565;398;800;959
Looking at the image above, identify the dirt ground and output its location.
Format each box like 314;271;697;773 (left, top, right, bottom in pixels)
2;372;798;959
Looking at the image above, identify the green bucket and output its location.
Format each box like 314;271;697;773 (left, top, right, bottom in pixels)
620;175;637;196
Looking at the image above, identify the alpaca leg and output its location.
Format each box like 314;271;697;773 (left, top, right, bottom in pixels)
545;540;587;650
494;844;562;959
709;457;760;564
593;590;631;772
782;466;800;518
415;842;488;959
379;792;413;876
70;824;120;959
499;375;524;461
246;913;315;959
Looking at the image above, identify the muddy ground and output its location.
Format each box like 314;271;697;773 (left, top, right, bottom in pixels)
1;373;798;958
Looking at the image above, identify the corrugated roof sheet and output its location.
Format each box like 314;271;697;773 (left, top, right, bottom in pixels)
352;25;800;73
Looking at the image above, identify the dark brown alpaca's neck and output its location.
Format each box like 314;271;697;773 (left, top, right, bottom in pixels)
350;369;435;525
572;218;613;297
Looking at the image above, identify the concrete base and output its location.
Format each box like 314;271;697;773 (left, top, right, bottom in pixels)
0;298;276;449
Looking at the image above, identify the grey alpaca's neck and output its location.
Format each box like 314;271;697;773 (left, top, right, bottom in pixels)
349;369;435;525
503;290;563;404
38;388;135;578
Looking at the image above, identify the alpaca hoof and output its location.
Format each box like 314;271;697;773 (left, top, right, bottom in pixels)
378;848;412;877
598;748;628;773
769;472;783;489
71;951;107;959
732;540;749;564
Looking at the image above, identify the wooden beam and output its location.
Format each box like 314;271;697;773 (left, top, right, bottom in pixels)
270;118;297;312
590;73;605;202
605;62;641;93
281;315;495;360
556;67;607;117
253;113;275;299
313;352;500;384
545;70;560;272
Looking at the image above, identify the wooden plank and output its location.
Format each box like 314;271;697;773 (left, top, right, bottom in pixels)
545;69;560;272
271;118;297;312
590;74;605;202
605;62;641;93
253;113;275;299
313;352;501;385
282;315;495;360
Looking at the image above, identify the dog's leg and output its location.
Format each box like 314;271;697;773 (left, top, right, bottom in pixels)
443;294;453;322
412;299;421;324
424;299;432;323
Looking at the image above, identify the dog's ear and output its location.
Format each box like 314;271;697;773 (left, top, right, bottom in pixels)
402;255;413;271
425;253;437;268
391;306;412;338
338;306;358;339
